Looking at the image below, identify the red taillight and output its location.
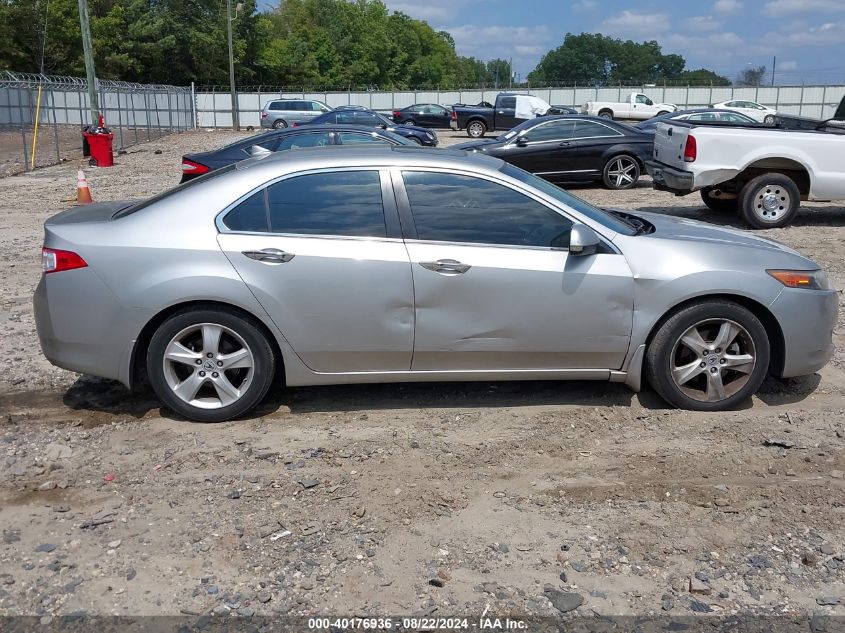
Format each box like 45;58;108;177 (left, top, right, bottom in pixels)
261;112;267;119
292;122;300;127
683;135;697;162
42;248;87;274
450;110;457;120
393;111;401;119
181;158;209;175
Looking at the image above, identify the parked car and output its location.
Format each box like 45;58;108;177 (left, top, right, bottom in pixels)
452;115;652;190
634;108;758;135
300;109;438;146
646;95;845;228
451;93;555;138
34;147;836;421
179;126;414;182
392;103;451;127
259;99;332;129
712;100;777;124
581;92;676;120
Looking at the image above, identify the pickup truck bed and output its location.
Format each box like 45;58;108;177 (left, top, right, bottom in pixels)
645;116;845;229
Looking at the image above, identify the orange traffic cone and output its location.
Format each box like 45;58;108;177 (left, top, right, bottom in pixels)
77;170;93;204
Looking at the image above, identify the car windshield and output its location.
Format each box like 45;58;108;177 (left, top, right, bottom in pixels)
500;163;636;235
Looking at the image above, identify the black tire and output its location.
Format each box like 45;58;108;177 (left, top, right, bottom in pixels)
645;299;770;411
272;119;287;129
764;115;775;124
700;187;739;213
657;110;670;116
738;173;800;229
598;110;614;119
466;120;487;138
409;136;423;145
147;307;276;422
405;119;416;126
602;154;640;190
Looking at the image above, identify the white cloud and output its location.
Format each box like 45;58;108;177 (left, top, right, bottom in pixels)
714;0;742;14
446;24;551;59
601;11;671;37
385;1;476;23
687;16;722;31
778;60;798;71
664;32;747;62
778;21;845;46
764;0;845;16
572;0;597;11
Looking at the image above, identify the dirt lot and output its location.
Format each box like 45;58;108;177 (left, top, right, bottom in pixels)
1;129;844;626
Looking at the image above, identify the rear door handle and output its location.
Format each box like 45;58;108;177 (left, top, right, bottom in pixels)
242;248;295;263
419;259;471;275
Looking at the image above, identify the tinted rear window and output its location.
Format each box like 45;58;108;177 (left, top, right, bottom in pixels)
113;164;238;219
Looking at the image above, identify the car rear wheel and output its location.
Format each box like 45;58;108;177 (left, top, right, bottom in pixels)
409;136;423;145
738;173;800;229
406;119;416;126
602;155;640;189
700;187;738;212
272;119;287;129
467;120;486;138
147;308;276;422
645;300;770;411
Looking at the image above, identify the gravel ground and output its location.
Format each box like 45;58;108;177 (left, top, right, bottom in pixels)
1;129;844;624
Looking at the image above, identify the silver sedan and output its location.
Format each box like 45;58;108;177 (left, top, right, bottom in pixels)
34;147;837;421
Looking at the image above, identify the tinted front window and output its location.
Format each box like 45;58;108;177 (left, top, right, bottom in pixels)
522;119;578;142
500;163;636;236
402;171;573;248
267;171;386;237
276;132;332;150
499;97;516;109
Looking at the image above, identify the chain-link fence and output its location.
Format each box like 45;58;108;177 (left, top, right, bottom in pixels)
0;71;194;176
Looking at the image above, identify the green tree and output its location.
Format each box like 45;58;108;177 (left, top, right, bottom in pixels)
736;65;766;87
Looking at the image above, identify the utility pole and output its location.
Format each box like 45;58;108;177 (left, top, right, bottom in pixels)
509;57;513;89
771;55;776;86
226;0;240;131
76;0;98;124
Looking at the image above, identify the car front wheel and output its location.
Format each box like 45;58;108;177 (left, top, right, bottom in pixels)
147;307;276;422
645;300;770;411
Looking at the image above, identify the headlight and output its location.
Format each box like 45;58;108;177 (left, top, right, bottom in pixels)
767;269;830;290
426;132;435;139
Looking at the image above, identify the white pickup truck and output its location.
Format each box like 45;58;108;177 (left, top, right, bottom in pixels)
645;99;845;229
582;92;676;120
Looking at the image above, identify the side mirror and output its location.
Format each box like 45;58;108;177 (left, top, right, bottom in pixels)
645;98;654;106
568;224;600;256
515;135;528;147
247;145;272;157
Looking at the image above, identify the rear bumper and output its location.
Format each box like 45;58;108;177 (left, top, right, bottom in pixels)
770;287;838;377
450;120;459;131
645;160;695;194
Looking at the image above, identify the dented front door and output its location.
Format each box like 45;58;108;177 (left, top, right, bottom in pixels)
405;242;634;371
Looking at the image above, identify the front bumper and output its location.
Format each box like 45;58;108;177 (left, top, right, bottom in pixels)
770;287;838;377
645;160;695;195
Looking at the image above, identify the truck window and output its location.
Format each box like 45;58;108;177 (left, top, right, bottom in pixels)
635;94;649;104
499;97;516;109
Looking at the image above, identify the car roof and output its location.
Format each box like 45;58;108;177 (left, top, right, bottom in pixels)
237;145;502;175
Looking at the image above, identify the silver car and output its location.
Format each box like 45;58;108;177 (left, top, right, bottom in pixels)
34;147;837;422
260;99;332;129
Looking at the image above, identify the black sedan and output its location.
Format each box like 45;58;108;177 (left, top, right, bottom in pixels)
391;103;451;127
451;115;652;190
180;125;414;182
298;109;438;146
634;108;757;135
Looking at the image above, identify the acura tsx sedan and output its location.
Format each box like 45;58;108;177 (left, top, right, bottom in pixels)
35;147;836;422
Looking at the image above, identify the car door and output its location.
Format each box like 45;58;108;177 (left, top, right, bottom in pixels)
567;119;626;174
497;119;581;181
394;169;634;371
428;105;450;127
216;169;414;373
496;96;519;129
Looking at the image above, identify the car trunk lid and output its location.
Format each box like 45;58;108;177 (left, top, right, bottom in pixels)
45;200;138;226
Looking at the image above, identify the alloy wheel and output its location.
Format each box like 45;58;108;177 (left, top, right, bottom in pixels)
606;156;638;189
162;323;255;410
752;183;791;223
670;318;756;403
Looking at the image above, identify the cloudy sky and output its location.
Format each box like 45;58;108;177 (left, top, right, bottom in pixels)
384;0;845;84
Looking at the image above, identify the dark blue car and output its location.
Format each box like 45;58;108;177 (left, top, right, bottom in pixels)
180;125;414;182
297;108;438;146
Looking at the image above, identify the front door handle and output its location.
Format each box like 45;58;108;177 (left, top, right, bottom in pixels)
242;248;295;264
419;259;471;275
558;141;572;147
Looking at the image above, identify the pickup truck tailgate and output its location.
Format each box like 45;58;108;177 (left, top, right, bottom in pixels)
653;122;690;170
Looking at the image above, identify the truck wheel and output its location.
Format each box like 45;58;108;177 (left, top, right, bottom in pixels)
657;110;670;116
598;110;614;119
738;174;800;229
602;155;640;190
467;120;486;138
700;187;738;213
